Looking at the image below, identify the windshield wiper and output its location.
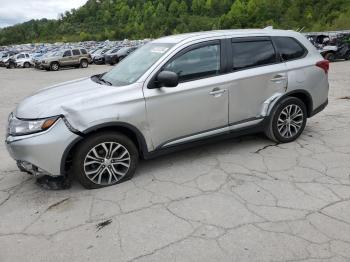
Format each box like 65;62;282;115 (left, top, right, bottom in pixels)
99;77;112;86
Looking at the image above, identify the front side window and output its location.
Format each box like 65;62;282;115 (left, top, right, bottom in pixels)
63;50;72;57
232;40;277;70
17;54;25;59
164;44;220;82
72;49;80;56
102;43;174;86
273;37;307;61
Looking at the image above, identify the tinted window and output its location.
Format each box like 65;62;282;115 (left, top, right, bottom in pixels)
25;54;29;58
164;44;220;82
273;37;307;61
80;49;87;55
72;49;80;56
232;41;277;70
63;50;72;57
17;54;25;59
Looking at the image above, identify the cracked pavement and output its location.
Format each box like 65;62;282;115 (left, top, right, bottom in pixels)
0;62;350;261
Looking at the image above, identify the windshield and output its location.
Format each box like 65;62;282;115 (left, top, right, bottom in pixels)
101;43;174;86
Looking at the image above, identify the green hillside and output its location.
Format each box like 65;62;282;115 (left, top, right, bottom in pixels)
1;0;350;45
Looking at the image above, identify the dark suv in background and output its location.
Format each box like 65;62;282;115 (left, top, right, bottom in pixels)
105;46;138;65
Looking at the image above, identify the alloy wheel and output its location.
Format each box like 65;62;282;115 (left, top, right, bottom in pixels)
83;142;131;186
277;104;304;139
51;63;59;71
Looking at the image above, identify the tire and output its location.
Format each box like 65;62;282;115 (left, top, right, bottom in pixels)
325;52;335;62
80;59;88;68
24;62;30;68
265;97;307;143
50;62;59;71
72;132;139;189
345;52;350;61
8;63;15;69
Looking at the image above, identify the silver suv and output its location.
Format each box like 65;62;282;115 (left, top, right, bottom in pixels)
6;29;329;189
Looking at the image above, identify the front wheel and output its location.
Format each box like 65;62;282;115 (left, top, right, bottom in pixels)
265;97;307;143
50;62;59;71
24;62;31;68
72;132;139;189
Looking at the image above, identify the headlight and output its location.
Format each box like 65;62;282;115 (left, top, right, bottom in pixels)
8;114;59;136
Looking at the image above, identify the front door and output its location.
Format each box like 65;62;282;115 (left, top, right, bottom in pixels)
144;41;229;149
61;50;73;66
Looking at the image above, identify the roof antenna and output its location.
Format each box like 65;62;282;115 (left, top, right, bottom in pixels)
264;26;273;30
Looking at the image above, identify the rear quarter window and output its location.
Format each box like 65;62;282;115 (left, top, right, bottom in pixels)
80;49;87;55
273;37;307;61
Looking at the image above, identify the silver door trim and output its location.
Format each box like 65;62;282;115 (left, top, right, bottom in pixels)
161;126;230;148
229;118;264;131
160;117;264;149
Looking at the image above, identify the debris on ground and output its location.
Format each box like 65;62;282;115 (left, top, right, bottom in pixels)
35;175;71;190
96;219;112;231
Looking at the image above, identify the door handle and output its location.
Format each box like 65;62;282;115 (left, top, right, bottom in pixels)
209;88;226;96
270;75;288;83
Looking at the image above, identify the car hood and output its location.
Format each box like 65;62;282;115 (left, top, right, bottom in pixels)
15;77;103;119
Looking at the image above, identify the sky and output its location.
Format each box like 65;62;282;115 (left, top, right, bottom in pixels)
0;0;88;28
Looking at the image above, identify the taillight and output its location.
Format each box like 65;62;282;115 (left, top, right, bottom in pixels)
316;60;330;74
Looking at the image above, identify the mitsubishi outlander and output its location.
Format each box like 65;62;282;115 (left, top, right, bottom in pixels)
6;29;329;189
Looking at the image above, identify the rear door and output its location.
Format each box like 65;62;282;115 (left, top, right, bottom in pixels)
227;37;288;126
72;49;81;64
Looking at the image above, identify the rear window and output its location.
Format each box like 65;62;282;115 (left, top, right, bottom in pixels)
72;49;80;56
273;37;307;61
231;40;277;70
80;49;87;55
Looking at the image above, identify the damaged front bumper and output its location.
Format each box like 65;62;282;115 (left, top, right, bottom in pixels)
5;118;80;177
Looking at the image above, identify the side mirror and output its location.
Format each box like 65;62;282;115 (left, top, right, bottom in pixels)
156;71;179;88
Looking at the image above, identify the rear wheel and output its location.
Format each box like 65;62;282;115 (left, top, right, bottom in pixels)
325;52;335;62
24;62;30;68
80;59;88;68
265;97;307;143
345;52;350;61
72;132;139;189
50;62;59;71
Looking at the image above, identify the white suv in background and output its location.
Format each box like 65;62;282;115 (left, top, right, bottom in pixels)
6;52;33;69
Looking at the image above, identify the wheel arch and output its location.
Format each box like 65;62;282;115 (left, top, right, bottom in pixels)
50;61;60;66
268;90;313;118
60;122;149;175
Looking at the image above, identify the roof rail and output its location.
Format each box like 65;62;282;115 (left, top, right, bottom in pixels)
264;26;273;30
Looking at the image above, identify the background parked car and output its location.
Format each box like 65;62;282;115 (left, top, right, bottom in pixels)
106;46;138;65
92;48;111;64
0;51;17;67
104;46;123;65
41;48;91;71
7;52;33;69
